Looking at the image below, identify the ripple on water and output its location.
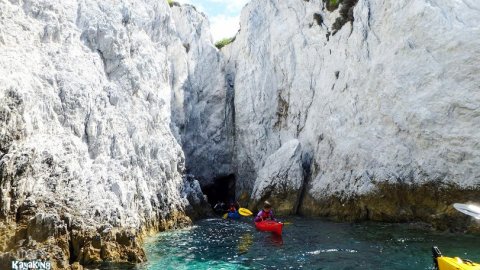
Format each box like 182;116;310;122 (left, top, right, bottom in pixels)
306;248;359;255
137;217;480;270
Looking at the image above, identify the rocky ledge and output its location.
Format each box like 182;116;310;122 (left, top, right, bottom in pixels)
300;183;480;233
0;210;191;269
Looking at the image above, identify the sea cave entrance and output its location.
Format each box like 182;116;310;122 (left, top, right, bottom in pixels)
202;174;236;210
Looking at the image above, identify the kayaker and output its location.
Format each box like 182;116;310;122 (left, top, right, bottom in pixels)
233;200;240;210
228;202;238;213
254;201;276;222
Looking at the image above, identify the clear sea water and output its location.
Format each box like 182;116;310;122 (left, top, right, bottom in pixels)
99;217;480;270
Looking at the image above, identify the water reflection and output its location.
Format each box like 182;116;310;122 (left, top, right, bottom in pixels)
266;234;283;246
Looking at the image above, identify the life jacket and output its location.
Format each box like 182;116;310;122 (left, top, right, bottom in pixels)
258;209;274;220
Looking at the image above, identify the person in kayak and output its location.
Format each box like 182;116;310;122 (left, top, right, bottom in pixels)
225;201;241;219
254;201;276;222
228;202;238;213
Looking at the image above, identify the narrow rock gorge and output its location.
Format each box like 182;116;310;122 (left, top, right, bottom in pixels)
169;3;235;195
1;0;479;268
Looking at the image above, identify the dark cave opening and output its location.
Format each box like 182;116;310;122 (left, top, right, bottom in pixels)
202;174;236;211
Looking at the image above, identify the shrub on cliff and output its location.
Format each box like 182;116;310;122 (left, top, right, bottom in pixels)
167;0;180;7
325;0;340;11
215;37;235;49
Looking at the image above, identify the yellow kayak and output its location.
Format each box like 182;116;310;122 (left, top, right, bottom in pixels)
433;247;480;270
437;257;480;270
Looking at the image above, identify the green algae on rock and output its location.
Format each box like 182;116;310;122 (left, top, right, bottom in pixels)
299;182;480;232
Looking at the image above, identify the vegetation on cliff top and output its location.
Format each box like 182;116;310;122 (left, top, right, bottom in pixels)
167;0;180;7
215;37;235;50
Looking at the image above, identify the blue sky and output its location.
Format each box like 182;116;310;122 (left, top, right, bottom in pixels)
176;0;249;41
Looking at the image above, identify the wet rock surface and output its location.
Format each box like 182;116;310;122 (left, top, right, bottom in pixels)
299;182;480;232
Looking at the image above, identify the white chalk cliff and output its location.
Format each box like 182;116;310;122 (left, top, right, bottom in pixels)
1;0;480;268
0;0;209;268
224;0;480;223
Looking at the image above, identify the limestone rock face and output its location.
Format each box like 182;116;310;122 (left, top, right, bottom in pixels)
0;0;207;267
2;0;480;267
225;0;480;205
250;140;304;215
170;4;234;185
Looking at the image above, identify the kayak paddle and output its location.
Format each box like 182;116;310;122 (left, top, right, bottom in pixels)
453;203;480;220
223;213;228;219
238;208;253;216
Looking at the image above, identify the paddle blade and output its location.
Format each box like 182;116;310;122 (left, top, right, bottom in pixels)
223;213;228;219
239;208;253;216
453;203;480;219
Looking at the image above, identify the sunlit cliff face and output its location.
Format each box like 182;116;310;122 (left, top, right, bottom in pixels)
1;0;479;268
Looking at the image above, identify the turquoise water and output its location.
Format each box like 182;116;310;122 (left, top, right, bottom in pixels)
100;217;480;269
136;217;480;270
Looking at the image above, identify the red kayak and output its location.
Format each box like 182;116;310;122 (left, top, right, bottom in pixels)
254;220;283;235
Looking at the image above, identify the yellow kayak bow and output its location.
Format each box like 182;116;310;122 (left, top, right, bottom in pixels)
433;246;480;270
